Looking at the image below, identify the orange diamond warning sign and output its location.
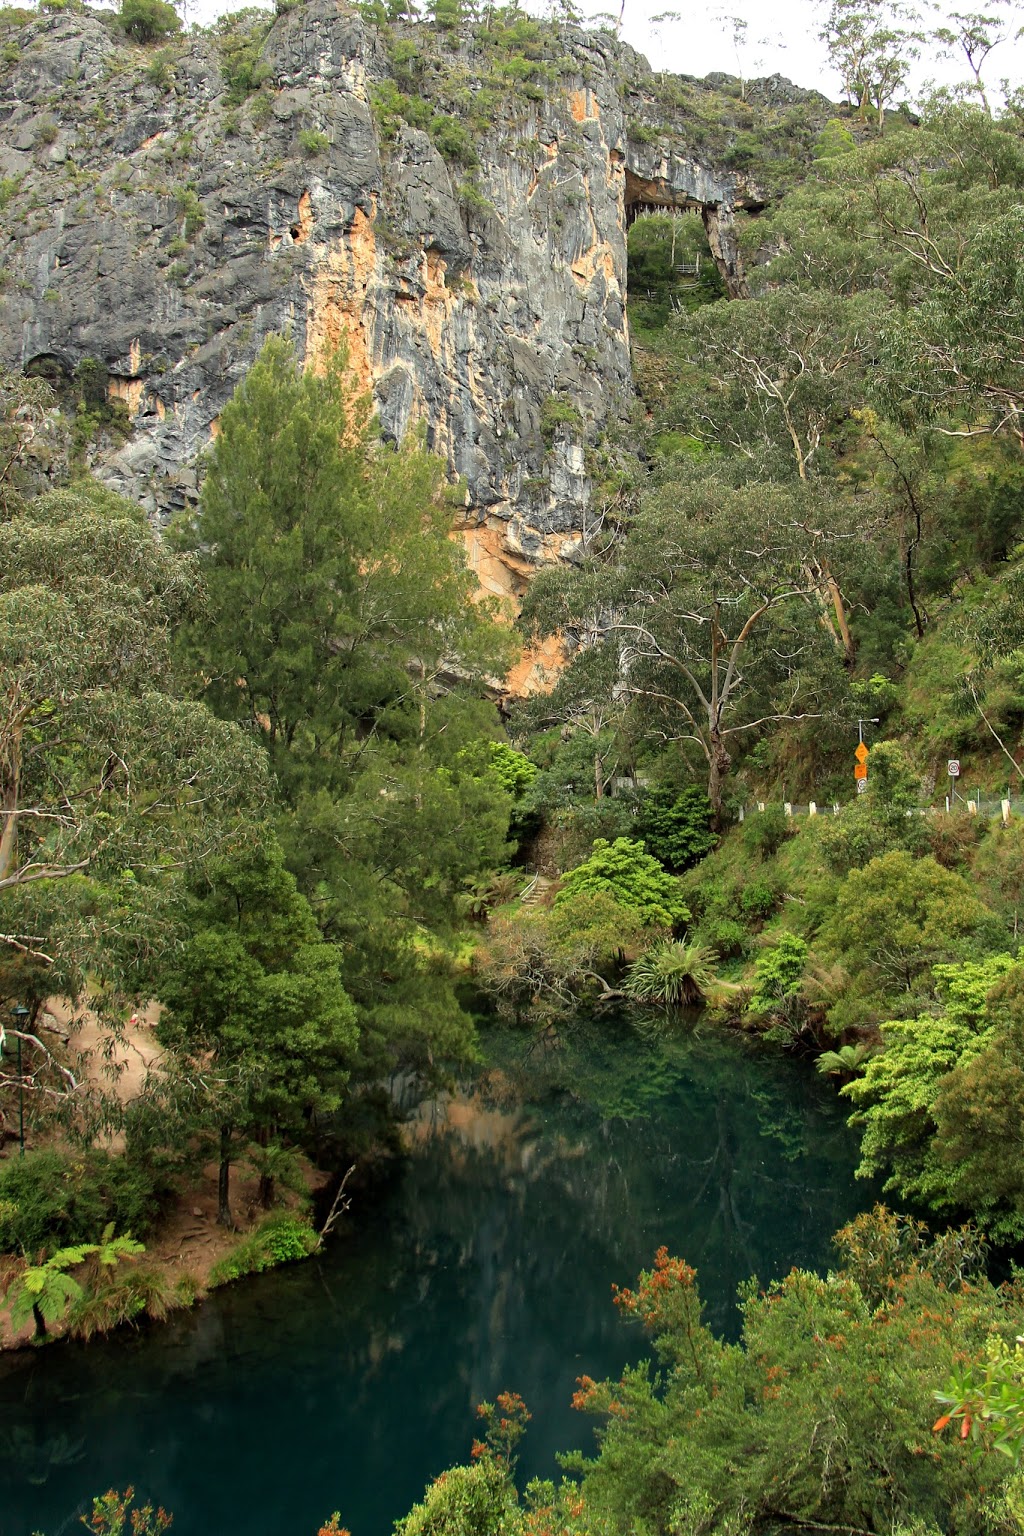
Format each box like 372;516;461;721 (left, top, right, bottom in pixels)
855;741;869;764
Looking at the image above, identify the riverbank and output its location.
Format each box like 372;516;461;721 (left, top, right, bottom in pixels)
0;1023;871;1536
0;1004;338;1351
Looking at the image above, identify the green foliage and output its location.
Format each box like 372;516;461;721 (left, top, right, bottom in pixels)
208;1214;318;1286
539;396;583;447
521;473;840;820
213;9;273;104
565;1208;1021;1536
844;955;1023;1230
177;336;504;806
156;839;359;1183
144;45;177;88
623;939;716;1008
0;483;268;1005
2;1225;145;1338
820;851;1002;1014
634;784;716;872
116;0;180;44
816;1040;874;1076
555;838;689;928
4;1243;92;1333
747;933;808;1015
484;742;537;800
626;211;724;330
0;1150;162;1256
394;1454;522;1536
298;128;329;156
742;803;793;860
819;741;928;875
935;1335;1024;1466
174;182;204;240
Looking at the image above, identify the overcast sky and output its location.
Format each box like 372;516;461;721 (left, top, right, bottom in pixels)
577;0;1024;101
182;0;1024;105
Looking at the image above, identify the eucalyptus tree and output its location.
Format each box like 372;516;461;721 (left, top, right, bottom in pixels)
819;0;923;130
522;477;840;824
881;205;1024;444
0;480;267;1147
0;483;267;995
667;290;885;659
931;2;1023;115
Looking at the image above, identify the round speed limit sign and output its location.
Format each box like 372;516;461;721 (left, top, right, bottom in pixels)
948;760;961;777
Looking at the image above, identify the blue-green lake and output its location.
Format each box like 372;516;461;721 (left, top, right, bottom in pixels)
0;1025;872;1536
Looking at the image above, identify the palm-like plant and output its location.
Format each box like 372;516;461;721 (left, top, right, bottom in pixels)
816;1041;874;1077
3;1225;146;1340
4;1245;96;1339
624;939;717;1008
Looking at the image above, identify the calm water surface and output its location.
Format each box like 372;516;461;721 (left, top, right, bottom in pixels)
0;1025;872;1536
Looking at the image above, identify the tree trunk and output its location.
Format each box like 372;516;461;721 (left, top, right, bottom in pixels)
0;711;22;885
707;735;731;831
594;751;604;802
823;566;855;665
256;1123;274;1209
32;1301;46;1339
218;1125;233;1228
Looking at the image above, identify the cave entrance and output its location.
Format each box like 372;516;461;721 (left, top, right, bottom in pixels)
623;167;751;303
626;207;725;328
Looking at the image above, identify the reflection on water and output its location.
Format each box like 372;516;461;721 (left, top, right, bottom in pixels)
0;1023;871;1536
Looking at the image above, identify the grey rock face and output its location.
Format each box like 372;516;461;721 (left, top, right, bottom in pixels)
0;0;769;597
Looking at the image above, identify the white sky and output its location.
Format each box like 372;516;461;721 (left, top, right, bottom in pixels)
180;0;1024;104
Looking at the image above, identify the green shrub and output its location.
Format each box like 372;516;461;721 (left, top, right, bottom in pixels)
0;1151;163;1256
539;395;583;447
739;873;781;921
748;933;808;1015
116;0;181;44
298;128;329;156
429;113;478;167
145;46;177;89
697;914;747;958
555;837;689;928
742;804;793;860
208;1213;317;1287
636;784;717;872
214;10;273;105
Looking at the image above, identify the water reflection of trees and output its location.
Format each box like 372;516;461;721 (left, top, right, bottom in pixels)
0;1027;870;1536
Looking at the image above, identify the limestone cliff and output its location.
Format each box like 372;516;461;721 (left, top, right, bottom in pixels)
0;2;815;612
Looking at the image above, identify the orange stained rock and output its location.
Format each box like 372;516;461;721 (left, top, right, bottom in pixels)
506;631;563;697
570;240;620;289
292;188;314;245
458;521;568;695
305;200;378;393
106;376;145;415
570;88;599;121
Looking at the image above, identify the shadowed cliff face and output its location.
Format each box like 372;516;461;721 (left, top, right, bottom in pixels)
0;0;768;604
